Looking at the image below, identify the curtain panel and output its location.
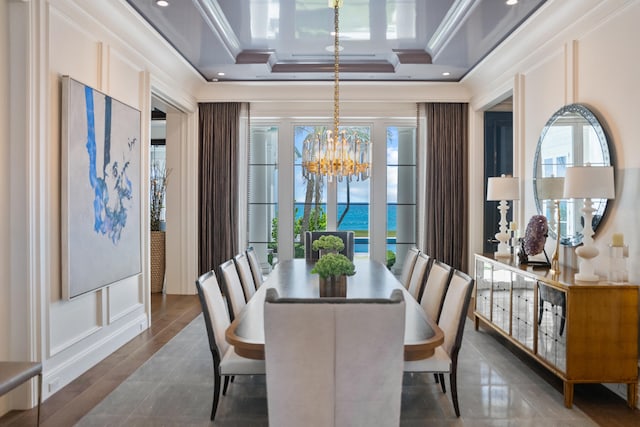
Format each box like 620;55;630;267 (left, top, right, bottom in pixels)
198;103;241;275
424;103;469;272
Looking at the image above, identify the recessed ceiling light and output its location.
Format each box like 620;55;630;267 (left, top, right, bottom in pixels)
442;71;451;76
506;0;518;5
156;0;169;7
217;72;225;76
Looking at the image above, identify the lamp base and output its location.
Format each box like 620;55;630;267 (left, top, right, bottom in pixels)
574;272;600;282
494;235;511;259
574;241;599;282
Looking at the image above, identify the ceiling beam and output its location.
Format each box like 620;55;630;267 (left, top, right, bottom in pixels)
271;62;395;73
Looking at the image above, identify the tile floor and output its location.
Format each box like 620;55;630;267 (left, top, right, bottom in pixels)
76;315;613;426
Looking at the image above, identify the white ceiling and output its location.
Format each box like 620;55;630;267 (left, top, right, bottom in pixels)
125;0;546;82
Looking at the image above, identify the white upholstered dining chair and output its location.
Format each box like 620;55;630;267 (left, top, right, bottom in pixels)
420;260;454;322
264;289;406;427
245;246;264;288
219;259;246;321
233;252;256;301
404;269;474;417
407;252;432;301
400;247;420;289
195;271;265;421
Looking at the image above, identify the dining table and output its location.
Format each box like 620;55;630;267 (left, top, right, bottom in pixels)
225;258;444;361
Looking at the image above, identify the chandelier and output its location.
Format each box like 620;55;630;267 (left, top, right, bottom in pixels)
301;0;371;183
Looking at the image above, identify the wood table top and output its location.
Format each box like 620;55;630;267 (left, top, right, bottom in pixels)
225;259;444;361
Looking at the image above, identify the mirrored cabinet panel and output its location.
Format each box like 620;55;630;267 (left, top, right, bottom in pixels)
511;274;536;351
475;258;492;320
537;283;567;372
491;265;511;334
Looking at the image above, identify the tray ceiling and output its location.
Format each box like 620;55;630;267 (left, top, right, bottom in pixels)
125;0;546;82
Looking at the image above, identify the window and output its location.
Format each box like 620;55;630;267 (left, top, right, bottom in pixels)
293;126;328;258
293;125;372;258
246;115;416;267
386;126;416;272
247;126;279;269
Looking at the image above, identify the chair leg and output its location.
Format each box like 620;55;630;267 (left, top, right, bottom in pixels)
433;373;439;384
450;370;460;417
36;373;42;427
223;375;230;395
438;373;446;393
211;363;221;421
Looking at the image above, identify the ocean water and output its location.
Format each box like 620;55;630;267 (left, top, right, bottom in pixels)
294;203;397;232
294;203;408;253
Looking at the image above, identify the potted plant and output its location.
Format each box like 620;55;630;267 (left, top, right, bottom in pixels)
312;235;345;257
150;164;170;293
311;252;355;297
151;164;170;232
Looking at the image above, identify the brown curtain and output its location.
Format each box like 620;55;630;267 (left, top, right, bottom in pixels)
424;103;469;272
198;103;241;275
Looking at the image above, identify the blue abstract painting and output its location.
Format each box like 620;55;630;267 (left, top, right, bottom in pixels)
61;76;141;299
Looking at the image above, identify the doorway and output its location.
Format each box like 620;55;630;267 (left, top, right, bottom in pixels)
483;100;514;254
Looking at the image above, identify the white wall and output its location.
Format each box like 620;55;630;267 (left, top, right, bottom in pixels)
465;0;640;404
0;0;200;414
466;0;640;273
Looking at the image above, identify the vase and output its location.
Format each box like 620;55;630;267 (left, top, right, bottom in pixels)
319;275;347;297
150;231;166;293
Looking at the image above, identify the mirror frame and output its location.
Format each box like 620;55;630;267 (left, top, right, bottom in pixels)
533;103;612;247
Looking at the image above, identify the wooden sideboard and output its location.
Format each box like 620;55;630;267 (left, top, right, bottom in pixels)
474;253;638;408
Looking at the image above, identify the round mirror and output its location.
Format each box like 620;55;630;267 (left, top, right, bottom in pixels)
533;104;611;246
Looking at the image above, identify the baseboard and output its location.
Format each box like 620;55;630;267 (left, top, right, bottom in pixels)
42;313;148;400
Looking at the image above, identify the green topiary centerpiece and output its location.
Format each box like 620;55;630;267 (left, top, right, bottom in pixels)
311;252;355;298
311;252;355;279
312;235;345;253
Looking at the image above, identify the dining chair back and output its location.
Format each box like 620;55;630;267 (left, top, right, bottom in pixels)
195;271;265;421
245;246;264;288
404;269;474;417
219;259;246;321
420;260;454;322
233;252;256;301
400;247;420;289
264;288;406;427
439;270;474;361
407;252;431;301
304;230;355;261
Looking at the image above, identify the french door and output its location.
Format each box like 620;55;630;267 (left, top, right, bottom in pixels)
247;119;416;272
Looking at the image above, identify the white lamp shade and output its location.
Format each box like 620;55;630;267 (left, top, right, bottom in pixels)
563;166;615;199
487;175;520;201
536;176;565;200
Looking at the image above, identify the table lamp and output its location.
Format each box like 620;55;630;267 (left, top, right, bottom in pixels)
487;174;520;258
536;176;565;273
563;165;614;281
